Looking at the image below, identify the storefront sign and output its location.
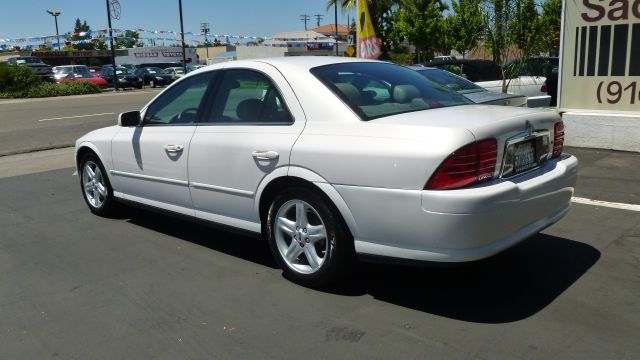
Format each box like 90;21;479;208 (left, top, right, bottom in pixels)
560;0;640;112
31;50;126;58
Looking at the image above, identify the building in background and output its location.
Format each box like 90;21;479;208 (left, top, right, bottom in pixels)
559;2;640;152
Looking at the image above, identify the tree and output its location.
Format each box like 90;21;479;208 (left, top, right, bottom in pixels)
447;0;485;58
481;0;544;92
392;0;448;62
509;0;542;59
67;18;104;50
116;31;143;48
538;0;561;55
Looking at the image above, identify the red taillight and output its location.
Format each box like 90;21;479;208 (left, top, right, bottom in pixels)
425;139;498;190
541;82;547;93
552;121;564;158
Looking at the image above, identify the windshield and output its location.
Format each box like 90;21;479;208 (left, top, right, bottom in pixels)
16;57;43;64
311;62;472;121
115;68;131;75
416;68;485;94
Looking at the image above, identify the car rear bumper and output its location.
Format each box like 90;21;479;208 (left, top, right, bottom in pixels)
334;154;578;262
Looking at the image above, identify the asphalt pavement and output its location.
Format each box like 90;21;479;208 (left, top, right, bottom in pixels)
0;89;160;156
1;92;639;358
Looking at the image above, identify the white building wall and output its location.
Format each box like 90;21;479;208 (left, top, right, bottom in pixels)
563;112;640;153
236;46;288;60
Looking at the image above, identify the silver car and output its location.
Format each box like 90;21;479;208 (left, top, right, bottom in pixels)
411;66;528;107
75;57;577;286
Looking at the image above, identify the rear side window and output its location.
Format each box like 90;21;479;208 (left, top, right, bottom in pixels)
311;62;471;121
205;69;293;124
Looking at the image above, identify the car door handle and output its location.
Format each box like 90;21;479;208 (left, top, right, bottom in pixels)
165;144;184;153
252;150;279;160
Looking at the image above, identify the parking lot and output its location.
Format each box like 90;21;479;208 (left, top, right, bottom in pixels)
1;94;639;359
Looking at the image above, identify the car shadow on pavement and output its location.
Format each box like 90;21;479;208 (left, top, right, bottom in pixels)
335;234;601;323
119;206;278;269
118;206;599;323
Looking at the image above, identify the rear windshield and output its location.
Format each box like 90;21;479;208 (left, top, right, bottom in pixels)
310;62;471;121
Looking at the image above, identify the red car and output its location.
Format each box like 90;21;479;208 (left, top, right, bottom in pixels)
88;66;103;78
55;65;107;87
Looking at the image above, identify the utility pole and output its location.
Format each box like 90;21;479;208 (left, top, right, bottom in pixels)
178;0;187;73
334;3;339;56
105;0;118;90
314;14;324;27
200;22;210;60
299;14;310;31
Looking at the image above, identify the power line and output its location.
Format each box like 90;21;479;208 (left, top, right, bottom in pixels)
314;14;324;28
299;14;310;31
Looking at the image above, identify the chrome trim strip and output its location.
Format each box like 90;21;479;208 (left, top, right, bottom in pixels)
109;170;189;186
189;182;255;197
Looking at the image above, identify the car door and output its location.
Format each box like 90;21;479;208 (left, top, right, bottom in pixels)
110;71;218;215
188;63;306;231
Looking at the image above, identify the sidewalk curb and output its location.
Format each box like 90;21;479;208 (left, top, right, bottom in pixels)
0;144;74;158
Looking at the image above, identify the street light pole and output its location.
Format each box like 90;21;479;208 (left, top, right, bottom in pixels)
105;0;118;91
178;0;187;73
46;10;62;51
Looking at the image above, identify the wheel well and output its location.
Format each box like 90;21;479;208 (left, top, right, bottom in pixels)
258;176;351;230
75;146;97;169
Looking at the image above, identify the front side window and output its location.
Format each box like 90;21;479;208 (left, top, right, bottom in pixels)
206;69;293;124
311;62;472;121
143;71;216;125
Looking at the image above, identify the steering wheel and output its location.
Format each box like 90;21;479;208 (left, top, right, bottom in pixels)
173;107;198;124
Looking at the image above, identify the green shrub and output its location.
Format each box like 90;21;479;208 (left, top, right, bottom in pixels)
24;81;102;98
0;62;41;95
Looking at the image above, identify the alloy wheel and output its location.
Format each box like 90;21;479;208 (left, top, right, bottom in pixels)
274;199;329;274
82;160;107;208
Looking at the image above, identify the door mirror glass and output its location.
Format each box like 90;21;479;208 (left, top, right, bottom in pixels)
119;111;141;127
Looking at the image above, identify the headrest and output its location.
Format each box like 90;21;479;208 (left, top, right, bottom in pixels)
236;98;263;121
394;85;421;103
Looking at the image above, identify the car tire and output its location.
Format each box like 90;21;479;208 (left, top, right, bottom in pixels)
266;187;354;287
79;153;116;216
150;79;156;88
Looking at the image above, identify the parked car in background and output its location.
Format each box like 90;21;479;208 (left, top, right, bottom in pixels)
164;67;186;81
55;65;107;87
88;66;103;77
134;67;173;87
101;67;142;89
188;64;206;72
410;66;527;107
75;57;576;287
428;59;551;107
6;56;55;82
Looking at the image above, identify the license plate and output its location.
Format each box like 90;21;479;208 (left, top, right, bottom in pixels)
513;140;537;174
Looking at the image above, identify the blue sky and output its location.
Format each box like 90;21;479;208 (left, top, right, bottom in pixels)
1;0;354;40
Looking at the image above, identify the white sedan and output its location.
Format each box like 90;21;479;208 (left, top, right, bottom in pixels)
75;57;577;286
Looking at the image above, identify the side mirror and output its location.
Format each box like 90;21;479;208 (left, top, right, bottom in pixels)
118;111;141;127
